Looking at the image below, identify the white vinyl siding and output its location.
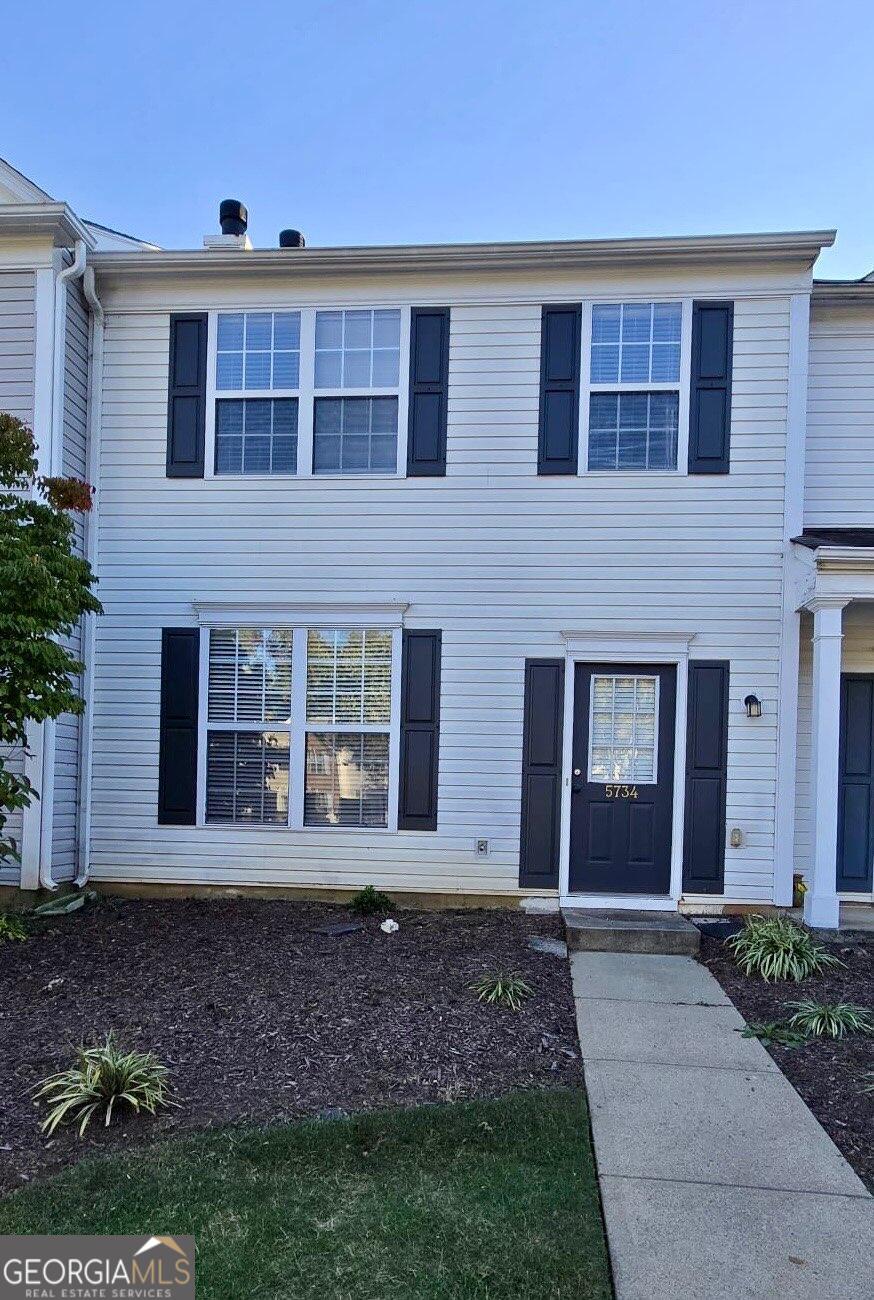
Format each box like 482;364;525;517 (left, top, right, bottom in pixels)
0;271;35;879
0;269;35;422
89;281;788;901
805;304;874;525
51;274;90;882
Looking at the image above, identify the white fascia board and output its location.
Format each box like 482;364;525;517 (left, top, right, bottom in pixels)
90;229;837;281
0;204;95;249
812;282;874;308
798;549;874;608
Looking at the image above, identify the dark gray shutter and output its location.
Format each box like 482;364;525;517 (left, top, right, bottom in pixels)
398;630;441;830
688;302;733;474
158;628;200;825
167;313;207;477
682;661;729;893
407;308;449;476
519;659;564;887
538;305;581;474
837;675;874;892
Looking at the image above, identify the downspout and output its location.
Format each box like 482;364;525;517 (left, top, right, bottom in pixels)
37;241;87;890
75;264;104;887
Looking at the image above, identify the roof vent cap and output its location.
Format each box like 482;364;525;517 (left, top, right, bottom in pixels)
279;228;306;249
219;199;248;236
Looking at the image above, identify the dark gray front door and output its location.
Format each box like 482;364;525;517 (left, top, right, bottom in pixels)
569;663;676;894
837;674;874;892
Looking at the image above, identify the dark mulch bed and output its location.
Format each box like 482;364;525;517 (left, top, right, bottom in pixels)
0;898;580;1193
701;929;874;1190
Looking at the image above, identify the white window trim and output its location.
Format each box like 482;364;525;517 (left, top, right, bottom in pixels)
586;672;660;785
196;621;402;833
578;297;692;477
204;306;411;481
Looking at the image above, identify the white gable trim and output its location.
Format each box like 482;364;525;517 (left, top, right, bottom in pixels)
0;157;53;204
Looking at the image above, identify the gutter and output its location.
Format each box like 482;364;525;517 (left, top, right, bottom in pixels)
75;265;104;887
89;228;838;280
36;240;87;890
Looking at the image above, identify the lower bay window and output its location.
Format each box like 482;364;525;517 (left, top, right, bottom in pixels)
200;624;400;830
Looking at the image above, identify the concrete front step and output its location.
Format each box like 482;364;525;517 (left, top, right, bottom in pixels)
562;907;700;956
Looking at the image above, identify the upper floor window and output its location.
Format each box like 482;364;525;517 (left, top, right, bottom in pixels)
216;311;301;391
314;310;400;388
586;301;684;472
214;311;301;475
313;309;401;476
208;307;406;480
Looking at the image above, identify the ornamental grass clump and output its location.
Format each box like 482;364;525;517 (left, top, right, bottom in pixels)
727;914;842;983
469;972;534;1012
34;1035;178;1136
787;1000;874;1039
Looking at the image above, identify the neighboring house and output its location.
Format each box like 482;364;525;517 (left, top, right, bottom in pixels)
1;156;873;928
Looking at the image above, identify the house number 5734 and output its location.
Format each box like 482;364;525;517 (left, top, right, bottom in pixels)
605;784;639;800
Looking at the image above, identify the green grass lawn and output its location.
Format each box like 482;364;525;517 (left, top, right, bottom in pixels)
0;1090;611;1300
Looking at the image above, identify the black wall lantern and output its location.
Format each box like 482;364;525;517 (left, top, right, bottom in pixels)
744;694;763;719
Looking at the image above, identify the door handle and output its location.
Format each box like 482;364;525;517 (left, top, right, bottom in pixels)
572;768;583;793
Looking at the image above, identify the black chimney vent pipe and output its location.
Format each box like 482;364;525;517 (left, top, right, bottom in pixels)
219;199;248;236
279;229;306;249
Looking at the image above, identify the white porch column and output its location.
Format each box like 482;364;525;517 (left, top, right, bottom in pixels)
804;599;847;928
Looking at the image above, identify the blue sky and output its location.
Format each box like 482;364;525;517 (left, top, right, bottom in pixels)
4;0;873;276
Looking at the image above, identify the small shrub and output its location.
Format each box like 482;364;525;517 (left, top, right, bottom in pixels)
0;913;28;943
350;885;392;916
787;1000;874;1039
469;971;534;1012
739;1020;807;1048
727;914;842;983
34;1035;178;1136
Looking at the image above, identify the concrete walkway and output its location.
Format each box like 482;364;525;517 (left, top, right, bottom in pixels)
571;951;874;1300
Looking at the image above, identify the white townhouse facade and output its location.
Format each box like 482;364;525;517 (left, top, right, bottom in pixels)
2;157;874;928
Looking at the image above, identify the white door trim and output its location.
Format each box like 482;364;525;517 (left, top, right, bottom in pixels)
558;632;695;908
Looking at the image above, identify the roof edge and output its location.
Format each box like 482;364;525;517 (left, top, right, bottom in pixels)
0;203;95;249
812;278;874;307
90;229;837;279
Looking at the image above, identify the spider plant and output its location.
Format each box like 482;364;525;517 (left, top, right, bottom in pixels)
469;971;534;1012
34;1035;178;1136
787;1000;874;1039
727;914;842;983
